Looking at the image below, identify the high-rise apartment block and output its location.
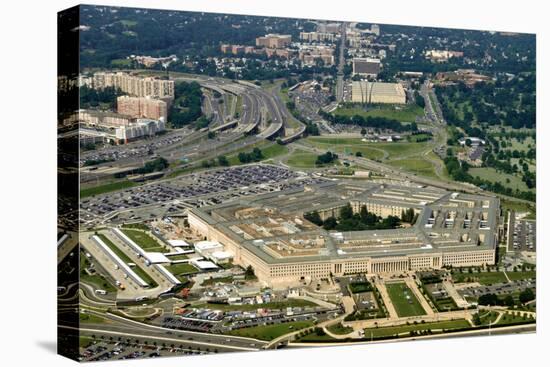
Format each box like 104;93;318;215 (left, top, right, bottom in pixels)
255;34;292;48
92;72;175;99
117;96;168;121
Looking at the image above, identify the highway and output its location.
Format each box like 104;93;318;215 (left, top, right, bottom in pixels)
335;22;347;103
63;308;267;352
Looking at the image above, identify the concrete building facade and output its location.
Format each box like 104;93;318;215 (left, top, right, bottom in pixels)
117;96;167;121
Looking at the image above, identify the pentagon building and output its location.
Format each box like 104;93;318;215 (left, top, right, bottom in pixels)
188;181;500;286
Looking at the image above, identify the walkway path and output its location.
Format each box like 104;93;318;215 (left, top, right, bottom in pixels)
405;278;435;315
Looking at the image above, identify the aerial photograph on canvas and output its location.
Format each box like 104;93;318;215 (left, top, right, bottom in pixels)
57;4;536;362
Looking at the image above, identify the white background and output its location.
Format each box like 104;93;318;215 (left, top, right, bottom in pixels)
0;0;547;366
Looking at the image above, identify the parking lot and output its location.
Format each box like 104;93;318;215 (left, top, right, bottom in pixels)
458;278;536;299
80;164;325;222
508;217;536;252
80;339;210;362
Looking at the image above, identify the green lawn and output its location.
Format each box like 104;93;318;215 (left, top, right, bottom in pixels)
386;158;438;179
79;336;95;349
372;142;429;159
469;167;532;192
110;58;132;67
334;104;424;122
262;143;289;159
80;252;117;292
385;282;427;317
506;270;536;281
79;312;107;324
501;199;536;219
452;271;508;285
226;142;288;166
165;263;199;277
327;323;354;335
306;137;429;160
497;312;535;325
226;320;314;341
167;254;188;261
286;150;323;168
364;319;470;338
80;180;137;198
97;234;133;263
121;229;165;251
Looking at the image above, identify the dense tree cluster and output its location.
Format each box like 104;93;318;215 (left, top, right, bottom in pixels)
414;91;425;108
170;81;203;128
434;76;535;130
238;147;263;163
80;85;124;109
135;157;169;174
319;110;417;133
304;203;401;232
315;151;338;165
400;208;417;223
443;153;535;202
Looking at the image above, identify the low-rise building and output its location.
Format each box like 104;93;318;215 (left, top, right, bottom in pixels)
352;57;381;76
351;81;406;104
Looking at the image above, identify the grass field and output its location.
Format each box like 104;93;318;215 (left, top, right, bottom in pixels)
164;263;199;277
286;150;323;168
110;58;132;67
452;270;535;285
80;180;137;198
387;158;438;179
497;312;534;325
306;137;429;160
97;234;133;263
327;323;354;335
166;254;188;261
226;320;314;340
334;104;424;122
452;271;508;285
363;319;470;338
121;229;166;252
80;252;118;292
385;282;427;317
79;312;108;324
195;299;317;312
506;270;536;281
501;199;536;219
469;167;532;192
226;142;288;166
79;336;94;349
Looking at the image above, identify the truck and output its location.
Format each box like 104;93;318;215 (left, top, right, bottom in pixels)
95;289;107;295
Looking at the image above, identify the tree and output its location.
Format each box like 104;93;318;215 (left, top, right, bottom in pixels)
504;295;515;307
340;203;354;220
217;155;229;166
245;265;255;279
323;216;337;230
519;288;535;304
304;211;323;226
